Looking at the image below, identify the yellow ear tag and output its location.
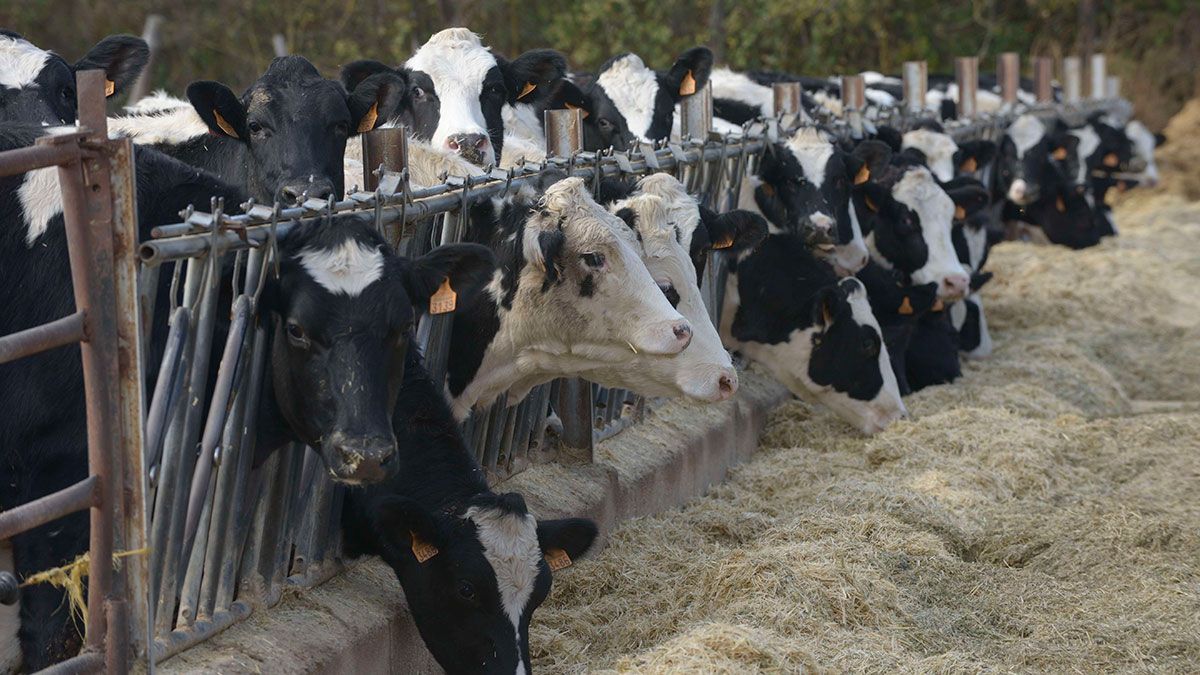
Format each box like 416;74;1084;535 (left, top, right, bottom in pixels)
1055;196;1067;213
854;164;870;185
932;298;945;312
411;532;439;563
1052;146;1068;161
712;234;734;250
820;302;834;326
864;195;879;212
564;101;589;119
213;110;240;139
898;297;914;315
357;102;379;133
680;69;697;96
960;156;978;173
519;81;537;100
429;277;457;315
954;205;966;220
1103;152;1120;168
544;548;573;572
105;79;116;97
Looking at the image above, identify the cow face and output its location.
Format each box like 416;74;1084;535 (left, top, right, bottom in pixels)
997;113;1071;206
856;166;972;300
754;128;870;274
187;56;400;203
902;128;959;182
722;235;906;434
265;216;494;483
0;31;147;126
582;47;714;148
370;494;597;675
355;28;567;166
944;178;992;273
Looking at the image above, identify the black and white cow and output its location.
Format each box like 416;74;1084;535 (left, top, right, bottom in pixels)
856;260;940;396
343;339;597;675
445;177;694;419
0;125;493;668
108;55;402;203
0;30;148;126
341;28;569;167
748;127;871;274
1122;119;1165;187
721;232;907;434
571;47;714;150
995;113;1079;207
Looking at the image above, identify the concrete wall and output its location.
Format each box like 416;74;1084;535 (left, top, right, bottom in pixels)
159;371;789;674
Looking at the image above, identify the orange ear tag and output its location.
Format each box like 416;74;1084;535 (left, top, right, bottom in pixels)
1052;146;1068;161
679;69;697;96
954;205;966;220
429;277;457;315
105;79;116;97
898;297;914;315
213;110;240;139
564;102;589;119
712;234;734;250
854;164;870;185
519;81;537;99
1055;196;1067;213
1104;152;1120;168
960;157;978;173
544;548;573;572
358;102;379;133
931;298;945;312
411;532;440;563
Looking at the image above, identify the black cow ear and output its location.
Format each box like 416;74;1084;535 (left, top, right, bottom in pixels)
403;243;497;315
503;49;568;105
969;271;994;292
872;126;903;153
845;152;869;185
955;140;996;173
537;518;598;570
75;35;149;98
341;59;394;92
596;177;636;205
187;81;248;141
538;79;593;120
663;46;714;100
698;207;767;257
374;496;444;563
945;182;990;220
852;140;893;180
348;70;408;135
1154;132;1166;147
812;286;845;328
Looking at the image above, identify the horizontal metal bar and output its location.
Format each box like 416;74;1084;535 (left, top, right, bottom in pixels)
0;141;82;178
151;601;251;662
39;650;104;674
0;476;99;541
0;311;86;365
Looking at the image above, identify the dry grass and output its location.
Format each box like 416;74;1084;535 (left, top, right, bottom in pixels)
530;104;1200;674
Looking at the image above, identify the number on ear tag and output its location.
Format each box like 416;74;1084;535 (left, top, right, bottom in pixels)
544;548;572;571
105;79;115;97
430;277;457;315
411;532;439;563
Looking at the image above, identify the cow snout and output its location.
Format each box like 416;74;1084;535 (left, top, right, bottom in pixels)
941;272;970;300
446;133;490;164
326;431;396;484
280;178;334;204
717;370;738;400
808;213;835;236
1006;178;1036;205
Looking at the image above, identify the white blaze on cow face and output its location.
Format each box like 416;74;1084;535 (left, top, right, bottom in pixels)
902;128;960;182
405;28;500;165
892;167;971;300
299;239;385;297
1124;120;1160;187
1005;114;1047;203
950;294;994;359
0;34;50;90
595;53;660;143
608;180;737;402
1068;124;1101;186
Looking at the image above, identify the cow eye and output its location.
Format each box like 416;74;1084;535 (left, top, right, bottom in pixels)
657;280;680;308
457;581;476;601
598;118;614;131
412;86;427;100
581;252;605;269
285;320;310;348
486;83;504;97
248;120;264;134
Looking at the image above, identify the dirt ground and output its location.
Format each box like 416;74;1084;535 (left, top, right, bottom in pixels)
530;117;1200;673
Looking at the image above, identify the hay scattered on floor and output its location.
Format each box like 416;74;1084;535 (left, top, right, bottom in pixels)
531;108;1200;673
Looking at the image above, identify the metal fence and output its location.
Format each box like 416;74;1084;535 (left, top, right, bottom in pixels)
1;50;1131;673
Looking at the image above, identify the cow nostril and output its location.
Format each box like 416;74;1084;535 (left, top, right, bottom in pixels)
673;323;692;342
446;138;459;150
719;375;735;396
474;136;488;149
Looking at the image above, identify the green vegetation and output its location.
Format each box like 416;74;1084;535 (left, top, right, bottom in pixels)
3;0;1195;128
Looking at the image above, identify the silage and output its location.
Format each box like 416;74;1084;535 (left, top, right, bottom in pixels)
530;107;1200;674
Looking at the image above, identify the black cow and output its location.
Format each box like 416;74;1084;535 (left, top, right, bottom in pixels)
856;260;940;396
0;30;148;126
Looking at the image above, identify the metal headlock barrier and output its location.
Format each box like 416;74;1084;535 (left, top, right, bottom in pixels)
0;51;1131;673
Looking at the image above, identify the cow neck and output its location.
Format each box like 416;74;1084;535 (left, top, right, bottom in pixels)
151;134;257;201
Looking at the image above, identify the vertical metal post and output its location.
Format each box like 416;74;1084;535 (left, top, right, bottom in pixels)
1090;54;1106;100
997;52;1020;105
361;127;408;192
543;108;594;460
1105;76;1120;99
841;75;865;137
1063;56;1083;103
772;82;802;116
271;34;288;57
680;81;713;141
954;57;978;119
1033;57;1054;103
902;61;927;114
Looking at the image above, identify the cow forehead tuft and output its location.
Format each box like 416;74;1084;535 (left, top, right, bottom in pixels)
298;238;385;297
463;505;543;628
595;53;659;141
784;127;836;184
1007;114;1047;157
902;129;958;161
0;34;52;89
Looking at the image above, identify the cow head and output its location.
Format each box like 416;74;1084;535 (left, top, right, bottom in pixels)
579;47;714;149
1124;119;1164;187
0;31;148;126
723;234;906;434
996;113;1076;206
944;177;993;273
901;128;959;182
856;260;940;396
369;492;597;675
264;215;494;482
187;56;401;204
754;127;871;274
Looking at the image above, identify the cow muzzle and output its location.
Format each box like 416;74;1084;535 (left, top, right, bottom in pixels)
681;365;739;402
446;133;490;165
324;431;396;484
1006;178;1037;206
279;178;335;205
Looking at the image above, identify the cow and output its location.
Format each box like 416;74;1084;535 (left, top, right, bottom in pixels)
994;113;1079;207
1123;119;1165;187
443;177;694;419
0;31;148;126
340;28;570;168
0;125;494;668
108;55;402;203
570;47;714;151
905;309;962;391
856;260;940;396
342;340;598;675
720;231;907;434
745;127;872;275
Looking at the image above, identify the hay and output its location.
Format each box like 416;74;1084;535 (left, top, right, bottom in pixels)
530;104;1200;673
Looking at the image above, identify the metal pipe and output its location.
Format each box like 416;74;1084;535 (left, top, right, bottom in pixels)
1033;57;1054;103
902;61;927;114
772;82;802;117
954;57;979;119
0;311;86;364
0;477;99;540
997;53;1020;104
1105;76;1120;99
841;75;865;138
544;108;583;157
361;126;409;193
1090;54;1106;100
0;141;81;178
1063;56;1083;103
680;81;713;141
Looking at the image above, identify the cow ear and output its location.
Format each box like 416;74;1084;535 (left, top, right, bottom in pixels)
871;126;904;153
1154;132;1166;147
537;518;598;571
852;140;893;180
955;140;996;173
945;182;990;219
74;35;149;98
595;177;637;205
812;285;845;329
969;271;994;292
341;59;394;93
901;281;940;316
538;79;593;120
403;243;497;315
374;496;445;564
524;226;567;286
845;153;869;185
697;207;767;258
663;46;714;100
187;81;248;141
348;70;408;135
502;49;568;105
